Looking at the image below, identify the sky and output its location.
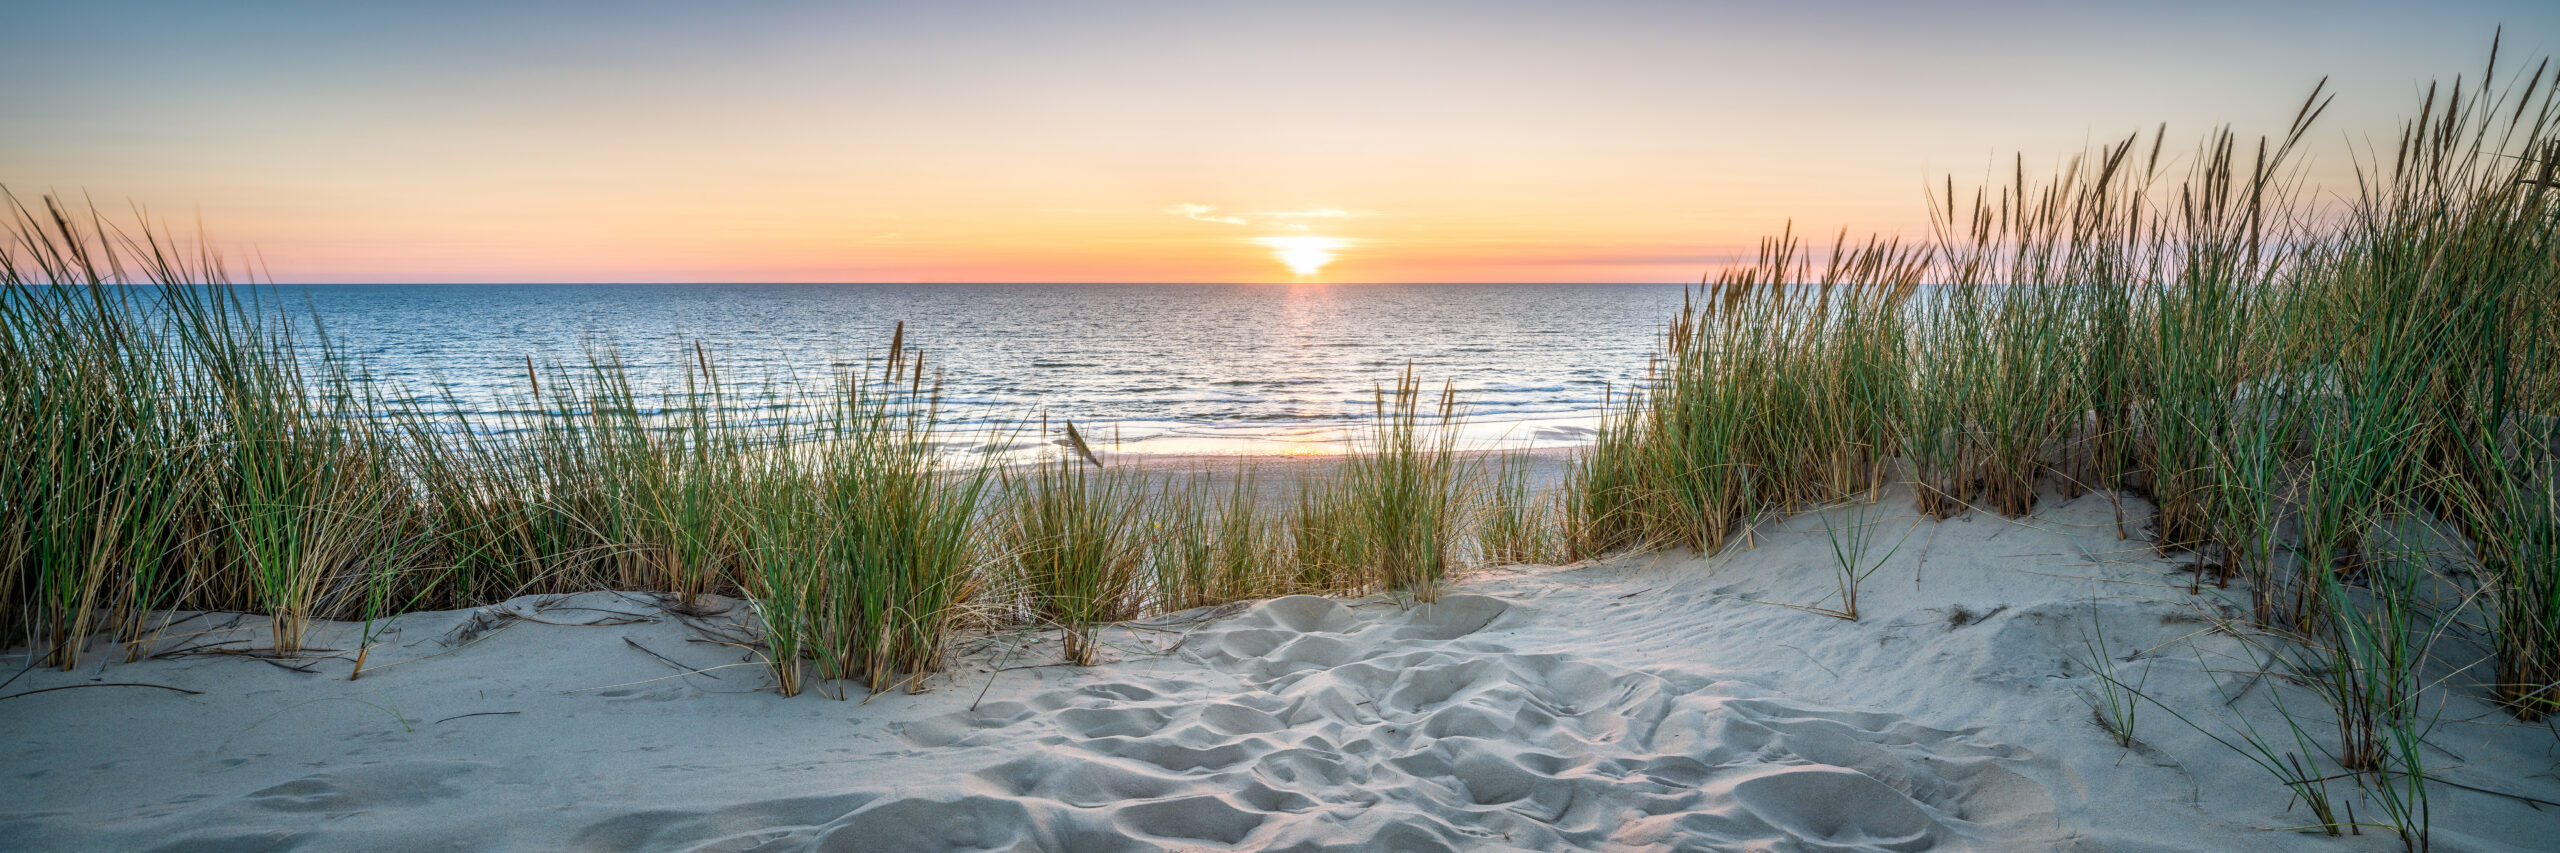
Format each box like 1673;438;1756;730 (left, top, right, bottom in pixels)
5;1;2555;284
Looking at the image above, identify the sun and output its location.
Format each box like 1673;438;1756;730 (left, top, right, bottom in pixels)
1256;236;1345;277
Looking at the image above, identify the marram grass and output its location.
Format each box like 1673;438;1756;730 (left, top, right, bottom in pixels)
1558;39;2558;849
2;56;2555;853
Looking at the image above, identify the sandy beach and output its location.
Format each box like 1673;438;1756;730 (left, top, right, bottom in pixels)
9;12;2559;850
7;485;2552;852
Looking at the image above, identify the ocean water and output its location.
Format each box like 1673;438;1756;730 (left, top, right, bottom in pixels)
290;283;1690;456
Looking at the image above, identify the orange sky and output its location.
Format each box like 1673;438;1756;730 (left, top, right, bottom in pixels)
5;2;2554;283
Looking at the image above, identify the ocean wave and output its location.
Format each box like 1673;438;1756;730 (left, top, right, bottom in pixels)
266;282;1686;454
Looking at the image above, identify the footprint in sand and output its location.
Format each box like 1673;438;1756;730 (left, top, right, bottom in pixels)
653;592;2077;851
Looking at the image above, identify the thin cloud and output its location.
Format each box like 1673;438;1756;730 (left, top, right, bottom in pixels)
1167;203;1249;226
1169;205;1367;228
1247;208;1355;219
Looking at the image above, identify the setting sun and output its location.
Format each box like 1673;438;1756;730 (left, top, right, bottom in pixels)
8;5;2559;850
1257;236;1347;277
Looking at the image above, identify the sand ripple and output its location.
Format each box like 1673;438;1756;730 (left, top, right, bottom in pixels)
573;593;2061;851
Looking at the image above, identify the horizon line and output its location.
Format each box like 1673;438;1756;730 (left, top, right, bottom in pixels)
207;280;1705;287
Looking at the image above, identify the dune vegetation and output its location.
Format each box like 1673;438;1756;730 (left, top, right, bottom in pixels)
1558;42;2558;846
4;41;2556;849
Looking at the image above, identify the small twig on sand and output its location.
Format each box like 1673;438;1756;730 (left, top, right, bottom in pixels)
566;663;765;693
0;658;38;693
0;682;203;701
253;657;319;674
972;633;1032;712
677;618;761;647
2220;671;2265;707
1776;644;1840;679
149;639;248;659
625;638;717;679
235;646;344;656
536;605;657;619
2426;775;2560;810
514;613;651;628
434;711;522;725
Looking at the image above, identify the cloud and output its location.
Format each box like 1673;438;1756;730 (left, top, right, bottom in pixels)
1247;208;1353;219
1167;203;1248;226
1168;205;1367;228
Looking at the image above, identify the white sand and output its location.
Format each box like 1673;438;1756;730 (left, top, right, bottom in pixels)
5;486;2556;851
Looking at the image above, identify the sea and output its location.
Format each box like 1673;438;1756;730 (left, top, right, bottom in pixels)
284;283;1691;458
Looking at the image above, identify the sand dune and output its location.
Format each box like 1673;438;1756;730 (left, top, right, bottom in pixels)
4;489;2555;851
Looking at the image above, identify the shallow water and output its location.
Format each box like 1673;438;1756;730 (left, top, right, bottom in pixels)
285;282;1686;455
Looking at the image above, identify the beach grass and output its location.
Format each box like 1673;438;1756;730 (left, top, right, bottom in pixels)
1340;367;1467;600
802;345;995;691
1148;469;1284;611
1549;40;2553;846
1000;450;1149;666
1475;451;1564;567
0;53;2553;849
